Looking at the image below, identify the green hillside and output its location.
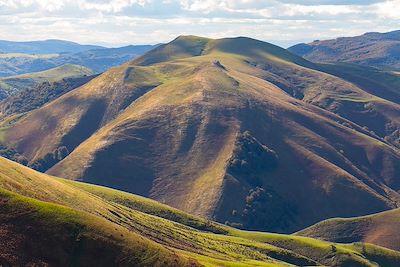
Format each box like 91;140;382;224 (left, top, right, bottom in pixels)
1;156;400;266
0;64;94;98
0;189;195;267
1;35;399;233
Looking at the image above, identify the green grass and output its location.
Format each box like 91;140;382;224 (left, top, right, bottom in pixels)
0;64;94;95
2;64;93;81
1;157;400;266
2;35;400;241
0;188;196;267
63;180;228;234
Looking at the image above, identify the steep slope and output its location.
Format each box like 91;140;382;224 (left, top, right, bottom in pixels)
315;63;400;106
288;30;400;70
297;208;400;252
0;189;194;267
0;64;94;99
1;156;400;267
2;36;400;233
0;45;156;77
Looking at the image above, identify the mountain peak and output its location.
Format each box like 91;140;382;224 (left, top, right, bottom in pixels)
173;35;211;42
133;35;312;68
132;35;211;66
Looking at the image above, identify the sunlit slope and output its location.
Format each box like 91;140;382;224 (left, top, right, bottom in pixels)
0;189;195;267
297;208;400;252
1;157;400;267
0;64;94;98
3;36;400;233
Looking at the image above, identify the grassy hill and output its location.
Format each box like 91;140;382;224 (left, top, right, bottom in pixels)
1;35;400;233
0;64;94;99
0;74;97;119
0;45;156;77
1;156;400;266
288;30;400;70
0;53;58;77
297;208;400;252
315;63;400;106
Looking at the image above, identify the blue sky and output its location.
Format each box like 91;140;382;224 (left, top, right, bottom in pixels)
0;0;399;47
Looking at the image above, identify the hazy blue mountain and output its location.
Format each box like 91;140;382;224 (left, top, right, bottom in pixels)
53;45;156;73
288;30;400;70
0;44;157;77
0;39;104;54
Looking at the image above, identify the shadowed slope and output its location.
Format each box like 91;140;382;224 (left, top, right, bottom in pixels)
2;156;400;266
0;74;97;119
2;36;400;233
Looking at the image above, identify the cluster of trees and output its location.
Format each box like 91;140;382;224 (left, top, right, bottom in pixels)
227;186;297;232
0;143;70;172
30;146;69;172
0;144;28;165
228;131;278;186
0;76;95;119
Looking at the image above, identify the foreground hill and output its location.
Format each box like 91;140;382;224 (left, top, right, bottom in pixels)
0;64;94;99
1;156;400;267
0;45;156;77
288;30;400;70
2;36;400;233
297;208;400;252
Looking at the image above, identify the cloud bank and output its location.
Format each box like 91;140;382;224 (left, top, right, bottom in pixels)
0;0;399;47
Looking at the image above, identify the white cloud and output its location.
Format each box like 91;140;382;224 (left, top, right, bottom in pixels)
77;0;151;13
0;0;398;47
373;0;400;19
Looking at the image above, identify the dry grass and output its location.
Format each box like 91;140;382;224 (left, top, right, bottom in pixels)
1;35;400;234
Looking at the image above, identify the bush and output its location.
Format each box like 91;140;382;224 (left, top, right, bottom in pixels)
29;146;70;172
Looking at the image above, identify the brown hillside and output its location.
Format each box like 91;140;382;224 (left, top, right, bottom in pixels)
297;208;400;251
2;36;400;233
288;30;400;70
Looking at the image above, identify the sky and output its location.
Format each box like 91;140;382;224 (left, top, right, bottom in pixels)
0;0;399;48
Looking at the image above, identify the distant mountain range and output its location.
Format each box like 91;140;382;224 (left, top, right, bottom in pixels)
0;39;104;54
288;30;400;70
0;40;157;77
1;35;399;234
